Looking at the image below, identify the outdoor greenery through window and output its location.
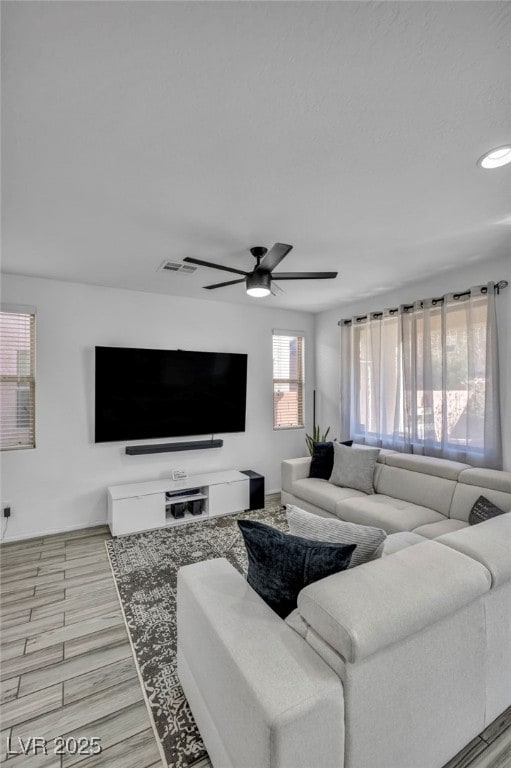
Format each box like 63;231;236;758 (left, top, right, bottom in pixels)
272;331;304;429
0;309;36;450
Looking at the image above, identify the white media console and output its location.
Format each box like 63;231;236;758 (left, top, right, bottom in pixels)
107;470;250;536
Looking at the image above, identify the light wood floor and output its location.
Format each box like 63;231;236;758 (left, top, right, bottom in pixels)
1;524;510;768
0;525;162;767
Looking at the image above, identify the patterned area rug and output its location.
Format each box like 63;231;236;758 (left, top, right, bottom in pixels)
106;505;287;768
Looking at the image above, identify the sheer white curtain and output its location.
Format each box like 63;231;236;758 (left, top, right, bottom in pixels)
340;283;502;468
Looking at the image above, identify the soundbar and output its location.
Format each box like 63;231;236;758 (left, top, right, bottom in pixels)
125;439;223;455
166;488;201;499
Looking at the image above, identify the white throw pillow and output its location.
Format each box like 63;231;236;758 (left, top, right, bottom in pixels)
286;504;387;568
329;442;380;494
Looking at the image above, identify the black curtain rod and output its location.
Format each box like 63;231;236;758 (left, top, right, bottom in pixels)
338;279;508;326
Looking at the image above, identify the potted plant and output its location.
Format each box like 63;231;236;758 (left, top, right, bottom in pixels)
305;426;333;456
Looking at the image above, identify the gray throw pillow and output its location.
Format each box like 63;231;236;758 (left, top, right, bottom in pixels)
286;504;387;568
329;442;380;494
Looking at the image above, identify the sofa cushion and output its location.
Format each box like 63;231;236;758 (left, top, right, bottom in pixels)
335;494;445;534
374;447;399;464
437;512;511;588
237;519;355;619
297;540;491;663
375;464;456;516
448;483;511;522
350;445;397;464
329;443;380;494
384;453;470;481
381;531;428;555
286;504;386;568
458;467;511;494
281;492;340;520
413;519;469;539
292;478;364;514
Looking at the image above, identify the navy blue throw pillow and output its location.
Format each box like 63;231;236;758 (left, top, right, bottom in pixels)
309;440;353;480
237;519;356;618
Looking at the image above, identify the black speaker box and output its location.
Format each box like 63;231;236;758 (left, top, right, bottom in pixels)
241;470;265;511
170;502;187;519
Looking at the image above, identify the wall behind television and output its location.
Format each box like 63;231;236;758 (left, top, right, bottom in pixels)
1;274;315;540
315;252;511;471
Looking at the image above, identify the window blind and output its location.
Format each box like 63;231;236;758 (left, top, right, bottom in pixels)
272;332;304;429
0;310;36;450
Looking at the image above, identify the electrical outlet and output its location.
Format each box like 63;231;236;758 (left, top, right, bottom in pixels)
2;501;12;518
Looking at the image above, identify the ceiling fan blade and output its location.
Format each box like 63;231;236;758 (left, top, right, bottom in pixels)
270;282;285;296
183;256;247;276
272;271;338;280
258;243;293;272
203;278;246;290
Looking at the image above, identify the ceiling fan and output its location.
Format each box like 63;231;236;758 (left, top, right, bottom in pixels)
183;244;338;298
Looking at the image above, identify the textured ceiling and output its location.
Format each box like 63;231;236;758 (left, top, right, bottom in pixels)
2;1;510;313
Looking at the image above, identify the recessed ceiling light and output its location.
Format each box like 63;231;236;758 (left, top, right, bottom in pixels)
478;145;511;169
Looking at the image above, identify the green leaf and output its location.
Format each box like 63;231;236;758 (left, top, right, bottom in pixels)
305;425;334;455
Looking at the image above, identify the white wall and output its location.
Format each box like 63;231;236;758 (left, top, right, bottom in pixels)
0;274;315;540
315;253;511;470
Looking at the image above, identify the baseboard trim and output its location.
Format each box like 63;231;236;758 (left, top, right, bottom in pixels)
1;520;107;544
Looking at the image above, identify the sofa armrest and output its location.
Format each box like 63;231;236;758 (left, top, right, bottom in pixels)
177;558;344;768
282;457;311;494
298;540;491;663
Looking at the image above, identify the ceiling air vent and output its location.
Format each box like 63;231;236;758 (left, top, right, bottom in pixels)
158;261;197;275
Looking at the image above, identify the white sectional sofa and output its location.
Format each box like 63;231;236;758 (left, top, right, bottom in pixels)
282;449;511;538
177;452;511;768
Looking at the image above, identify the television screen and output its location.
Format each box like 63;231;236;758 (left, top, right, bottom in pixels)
94;346;247;443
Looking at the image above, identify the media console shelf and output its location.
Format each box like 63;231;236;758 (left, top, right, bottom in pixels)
107;470;249;536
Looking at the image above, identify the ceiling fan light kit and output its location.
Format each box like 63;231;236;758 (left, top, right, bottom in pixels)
183;243;338;298
246;271;271;297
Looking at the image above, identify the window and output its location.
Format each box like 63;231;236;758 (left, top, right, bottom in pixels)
0;309;36;450
341;283;502;468
272;331;304;429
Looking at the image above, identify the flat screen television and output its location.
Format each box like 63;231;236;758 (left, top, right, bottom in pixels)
94;346;247;443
